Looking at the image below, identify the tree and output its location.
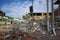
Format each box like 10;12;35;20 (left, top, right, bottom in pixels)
0;10;6;22
22;14;30;20
0;10;5;17
22;15;26;20
5;16;13;19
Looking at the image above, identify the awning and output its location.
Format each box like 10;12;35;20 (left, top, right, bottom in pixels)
54;0;60;4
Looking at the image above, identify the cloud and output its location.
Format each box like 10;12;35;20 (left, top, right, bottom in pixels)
33;0;47;12
1;0;58;18
1;1;32;18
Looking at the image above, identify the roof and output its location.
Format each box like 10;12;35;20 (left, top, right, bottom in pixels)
28;13;51;16
54;0;60;4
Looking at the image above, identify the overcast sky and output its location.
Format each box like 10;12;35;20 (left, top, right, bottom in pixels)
0;0;58;19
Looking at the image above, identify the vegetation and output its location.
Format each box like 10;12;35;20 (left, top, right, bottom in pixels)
0;10;14;22
5;16;14;19
0;10;5;17
22;14;30;20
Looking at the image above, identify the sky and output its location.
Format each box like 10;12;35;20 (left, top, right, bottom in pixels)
0;0;58;19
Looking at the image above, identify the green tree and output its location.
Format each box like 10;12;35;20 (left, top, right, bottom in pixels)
0;10;5;17
0;10;6;22
22;14;30;20
5;16;13;19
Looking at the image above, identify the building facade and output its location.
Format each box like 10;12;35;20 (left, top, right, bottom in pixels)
28;12;51;20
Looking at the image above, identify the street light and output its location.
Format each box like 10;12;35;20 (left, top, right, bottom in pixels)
29;6;33;13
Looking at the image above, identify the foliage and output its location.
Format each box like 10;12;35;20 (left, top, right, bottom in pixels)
22;14;30;20
0;10;5;17
5;16;14;19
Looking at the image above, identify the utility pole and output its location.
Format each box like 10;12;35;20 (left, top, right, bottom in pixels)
31;0;34;27
51;0;56;36
29;0;34;33
46;0;50;32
